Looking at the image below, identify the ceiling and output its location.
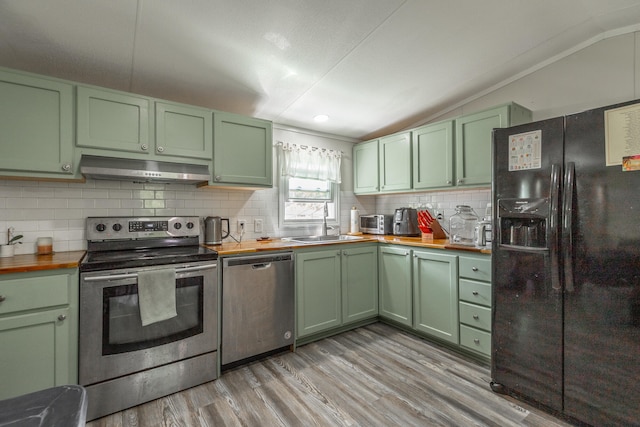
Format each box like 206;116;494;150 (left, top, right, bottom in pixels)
2;0;640;140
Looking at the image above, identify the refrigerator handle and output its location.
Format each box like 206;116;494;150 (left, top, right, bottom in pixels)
562;162;575;293
549;163;562;291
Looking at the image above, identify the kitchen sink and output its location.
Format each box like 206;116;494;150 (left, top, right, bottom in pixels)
286;235;364;244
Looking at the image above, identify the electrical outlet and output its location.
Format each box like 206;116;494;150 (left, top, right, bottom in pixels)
237;220;246;234
254;219;263;233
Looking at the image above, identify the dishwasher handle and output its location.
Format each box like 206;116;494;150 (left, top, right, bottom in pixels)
224;252;293;267
251;263;272;270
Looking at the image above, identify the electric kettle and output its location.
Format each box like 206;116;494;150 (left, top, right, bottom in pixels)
204;216;230;244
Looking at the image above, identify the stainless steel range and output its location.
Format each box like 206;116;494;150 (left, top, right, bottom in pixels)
79;216;218;421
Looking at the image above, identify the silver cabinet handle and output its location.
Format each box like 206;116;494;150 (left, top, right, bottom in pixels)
157;146;165;153
0;295;6;302
473;339;480;344
472;266;479;271
446;180;452;184
61;163;72;172
457;179;463;184
140;143;148;151
58;314;67;321
473;315;479;320
472;291;479;296
215;175;222;181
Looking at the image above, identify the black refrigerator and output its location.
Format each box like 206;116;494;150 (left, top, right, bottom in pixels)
490;99;640;426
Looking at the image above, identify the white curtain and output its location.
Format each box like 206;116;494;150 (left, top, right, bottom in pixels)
278;143;342;183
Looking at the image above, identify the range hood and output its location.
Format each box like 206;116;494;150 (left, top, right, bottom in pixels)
80;155;210;184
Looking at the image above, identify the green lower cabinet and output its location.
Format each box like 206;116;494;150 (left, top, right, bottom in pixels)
0;269;79;400
296;244;378;339
341;245;378;324
412;249;459;344
378;246;412;327
296;249;342;338
458;254;492;358
0;68;76;179
0;308;70;399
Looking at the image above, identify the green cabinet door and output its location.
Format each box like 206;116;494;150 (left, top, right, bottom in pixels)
341;244;378;324
353;139;379;194
412;120;454;189
378;245;412;326
379;131;411;192
0;69;75;178
296;248;342;338
77;86;152;155
455;103;531;186
413;249;459;344
155;102;212;160
212;112;273;186
0;307;70;399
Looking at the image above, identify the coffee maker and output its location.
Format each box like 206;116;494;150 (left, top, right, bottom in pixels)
393;208;421;236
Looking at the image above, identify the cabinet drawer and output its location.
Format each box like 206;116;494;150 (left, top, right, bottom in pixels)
0;274;69;315
459;301;491;332
459;256;491;282
459;279;491;307
460;324;491;357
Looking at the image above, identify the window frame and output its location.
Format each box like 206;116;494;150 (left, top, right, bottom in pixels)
278;174;341;230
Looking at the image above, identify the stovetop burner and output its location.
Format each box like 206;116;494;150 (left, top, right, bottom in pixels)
81;216;218;272
80;245;217;272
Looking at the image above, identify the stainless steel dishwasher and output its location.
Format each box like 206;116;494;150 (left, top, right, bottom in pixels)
221;252;295;367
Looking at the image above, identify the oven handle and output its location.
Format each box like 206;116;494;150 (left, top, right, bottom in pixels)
83;263;217;282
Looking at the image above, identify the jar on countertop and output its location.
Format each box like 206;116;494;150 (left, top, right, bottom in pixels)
449;205;479;246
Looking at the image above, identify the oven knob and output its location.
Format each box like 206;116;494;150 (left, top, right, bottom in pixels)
174;223;182;230
112;223;122;232
96;223;106;232
186;222;194;229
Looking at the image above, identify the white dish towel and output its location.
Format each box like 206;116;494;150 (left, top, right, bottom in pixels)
137;268;177;326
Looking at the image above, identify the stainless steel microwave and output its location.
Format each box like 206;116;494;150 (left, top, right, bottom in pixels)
360;214;393;235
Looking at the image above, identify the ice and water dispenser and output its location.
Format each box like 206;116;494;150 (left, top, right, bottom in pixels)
497;198;548;249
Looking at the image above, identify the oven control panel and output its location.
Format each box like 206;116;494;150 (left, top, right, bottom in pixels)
86;216;200;241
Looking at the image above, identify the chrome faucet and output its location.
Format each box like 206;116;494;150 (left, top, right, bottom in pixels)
322;202;329;236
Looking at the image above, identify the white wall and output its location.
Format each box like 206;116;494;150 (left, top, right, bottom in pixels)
2;31;638;254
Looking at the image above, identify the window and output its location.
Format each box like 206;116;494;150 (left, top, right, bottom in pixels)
278;143;341;229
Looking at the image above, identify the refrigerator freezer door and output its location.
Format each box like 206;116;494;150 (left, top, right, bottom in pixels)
491;117;564;411
563;102;640;426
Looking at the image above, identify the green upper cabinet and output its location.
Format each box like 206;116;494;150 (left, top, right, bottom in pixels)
77;86;152;155
155;102;212;160
211;112;273;187
341;244;378;325
412;120;454;189
455;103;531;186
412;249;458;344
379;131;411;192
77;87;212;162
353;139;379;194
378;245;413;327
0;69;76;179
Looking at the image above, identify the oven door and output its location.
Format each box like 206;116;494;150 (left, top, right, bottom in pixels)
79;261;217;386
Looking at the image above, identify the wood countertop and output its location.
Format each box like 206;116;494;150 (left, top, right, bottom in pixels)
0;250;86;274
208;235;491;256
0;236;490;274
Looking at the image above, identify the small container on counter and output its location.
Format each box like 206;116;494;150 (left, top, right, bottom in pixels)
37;237;53;255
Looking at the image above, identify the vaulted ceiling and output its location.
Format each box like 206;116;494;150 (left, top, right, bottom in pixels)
2;0;640;140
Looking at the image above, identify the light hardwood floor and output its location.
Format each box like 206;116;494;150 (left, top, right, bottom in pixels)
87;323;573;427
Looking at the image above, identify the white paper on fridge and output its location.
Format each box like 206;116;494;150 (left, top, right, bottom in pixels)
508;130;542;171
